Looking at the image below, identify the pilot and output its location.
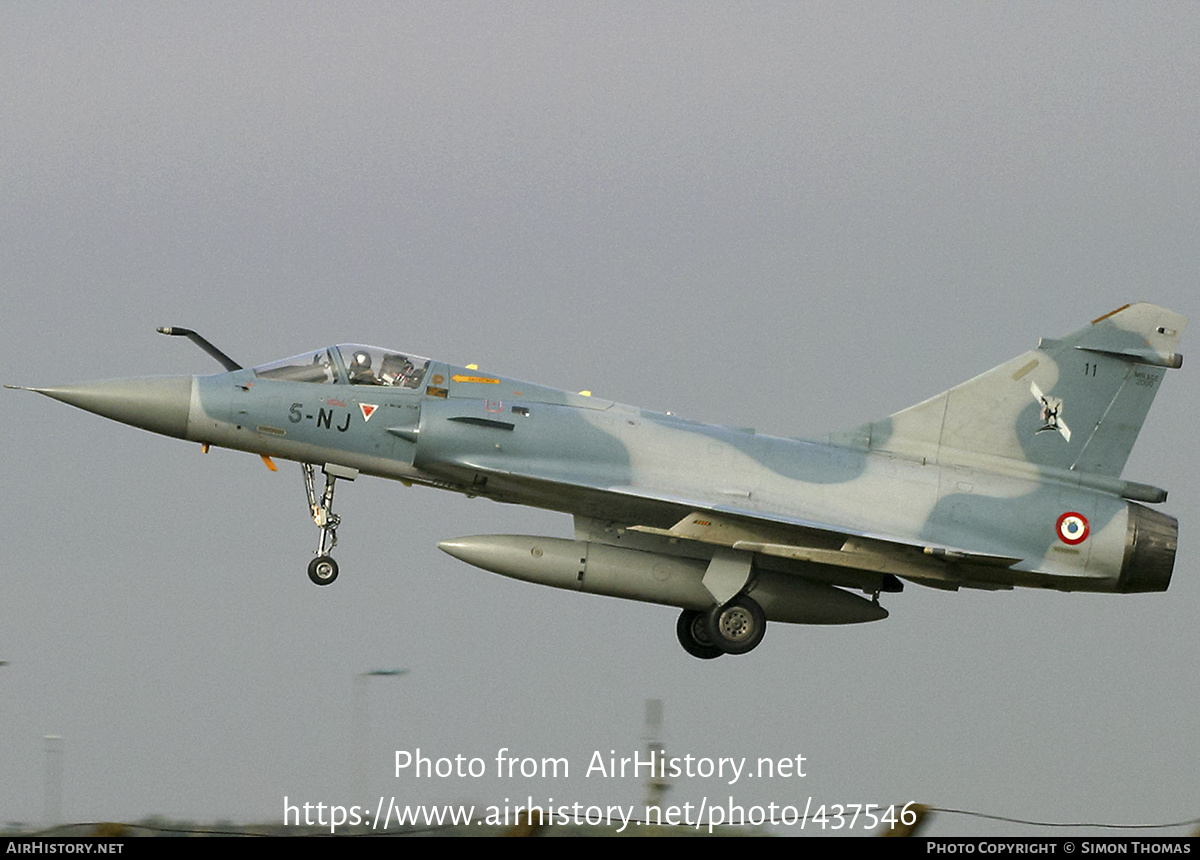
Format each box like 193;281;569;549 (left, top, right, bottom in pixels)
380;354;415;387
348;350;378;385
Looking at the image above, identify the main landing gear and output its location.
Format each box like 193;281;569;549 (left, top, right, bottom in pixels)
676;594;767;659
302;463;358;586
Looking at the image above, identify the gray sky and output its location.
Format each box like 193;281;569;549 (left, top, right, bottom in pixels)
2;2;1197;836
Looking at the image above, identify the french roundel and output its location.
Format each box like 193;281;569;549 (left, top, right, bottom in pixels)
1056;512;1090;545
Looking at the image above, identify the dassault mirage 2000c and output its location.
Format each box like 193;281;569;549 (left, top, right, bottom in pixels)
8;303;1185;658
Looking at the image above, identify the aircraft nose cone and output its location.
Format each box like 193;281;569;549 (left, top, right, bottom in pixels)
22;376;194;438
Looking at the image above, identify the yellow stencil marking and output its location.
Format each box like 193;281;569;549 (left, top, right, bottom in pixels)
452;374;500;384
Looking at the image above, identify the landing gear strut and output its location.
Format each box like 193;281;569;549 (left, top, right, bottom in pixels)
302;463;358;586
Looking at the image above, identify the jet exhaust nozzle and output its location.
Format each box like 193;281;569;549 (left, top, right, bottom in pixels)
1118;504;1178;593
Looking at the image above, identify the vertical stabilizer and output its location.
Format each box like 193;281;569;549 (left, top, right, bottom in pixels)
830;303;1186;478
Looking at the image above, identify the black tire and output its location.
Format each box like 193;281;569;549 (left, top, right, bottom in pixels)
308;555;339;586
706;595;766;655
676;609;723;660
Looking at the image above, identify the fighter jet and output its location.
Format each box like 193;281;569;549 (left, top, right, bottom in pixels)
8;303;1185;658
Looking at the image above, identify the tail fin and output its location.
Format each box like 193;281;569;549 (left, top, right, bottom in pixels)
830;303;1186;478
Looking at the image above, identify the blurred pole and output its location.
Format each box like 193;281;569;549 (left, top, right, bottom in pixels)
642;699;669;812
43;735;62;828
353;669;408;809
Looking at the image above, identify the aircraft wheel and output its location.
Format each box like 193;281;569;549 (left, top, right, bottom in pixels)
676;609;723;660
307;555;339;586
706;595;766;655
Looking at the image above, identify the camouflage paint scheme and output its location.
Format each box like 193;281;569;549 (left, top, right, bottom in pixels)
11;303;1185;658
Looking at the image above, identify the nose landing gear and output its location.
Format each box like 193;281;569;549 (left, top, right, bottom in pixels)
308;555;339;585
302;462;358;586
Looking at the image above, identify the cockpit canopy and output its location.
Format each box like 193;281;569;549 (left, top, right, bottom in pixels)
253;345;430;389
